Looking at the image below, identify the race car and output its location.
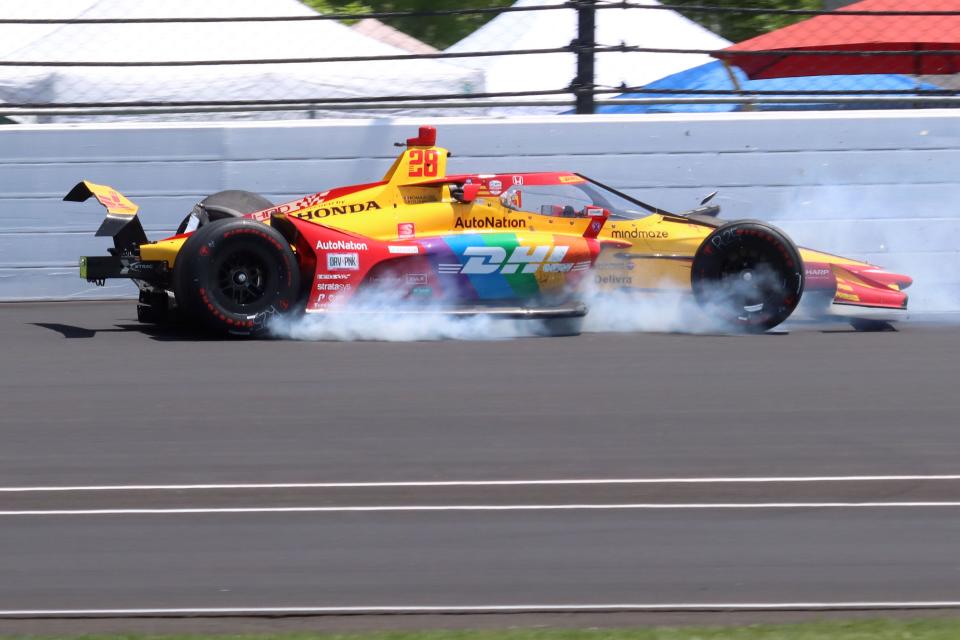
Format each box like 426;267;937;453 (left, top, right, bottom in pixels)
71;125;911;336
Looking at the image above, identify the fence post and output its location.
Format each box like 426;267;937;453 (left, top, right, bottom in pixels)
573;0;597;114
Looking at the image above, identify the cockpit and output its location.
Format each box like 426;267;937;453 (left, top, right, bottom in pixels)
497;177;657;221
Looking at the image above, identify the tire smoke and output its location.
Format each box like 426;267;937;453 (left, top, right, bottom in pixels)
267;281;536;341
769;184;960;318
267;272;793;341
581;268;786;335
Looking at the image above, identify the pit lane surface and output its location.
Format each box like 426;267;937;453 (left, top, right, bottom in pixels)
1;301;960;632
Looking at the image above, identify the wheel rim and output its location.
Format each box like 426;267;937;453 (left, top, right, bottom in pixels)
215;250;269;311
712;240;788;322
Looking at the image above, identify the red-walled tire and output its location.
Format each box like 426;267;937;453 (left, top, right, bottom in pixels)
174;219;300;336
691;220;804;333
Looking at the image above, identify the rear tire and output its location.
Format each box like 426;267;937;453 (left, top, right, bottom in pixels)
533;316;584;337
176;190;274;234
173;219;299;336
691;220;804;333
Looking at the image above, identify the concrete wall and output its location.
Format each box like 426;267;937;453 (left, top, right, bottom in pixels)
2;112;958;310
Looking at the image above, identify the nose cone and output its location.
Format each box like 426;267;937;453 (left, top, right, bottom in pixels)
832;264;912;310
854;266;913;291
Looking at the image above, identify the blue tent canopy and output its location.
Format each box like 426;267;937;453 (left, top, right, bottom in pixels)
598;60;943;113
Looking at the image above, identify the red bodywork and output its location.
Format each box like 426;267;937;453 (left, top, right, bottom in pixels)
273;212;609;312
805;260;912;310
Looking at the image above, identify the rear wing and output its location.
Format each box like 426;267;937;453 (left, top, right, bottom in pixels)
64;180;147;252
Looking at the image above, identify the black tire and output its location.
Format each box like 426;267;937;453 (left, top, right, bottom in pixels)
136;291;170;325
849;318;896;332
176;190;274;234
533;316;584;337
173;219;300;336
691;220;804;333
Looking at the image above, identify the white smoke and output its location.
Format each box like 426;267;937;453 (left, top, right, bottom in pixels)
268;271;785;341
582;287;717;334
269;309;534;342
267;280;536;341
765;183;960;317
581;266;790;335
266;176;960;341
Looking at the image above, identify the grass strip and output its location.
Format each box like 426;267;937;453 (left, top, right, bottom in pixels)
6;618;960;640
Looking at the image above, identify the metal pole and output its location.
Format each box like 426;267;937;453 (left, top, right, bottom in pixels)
574;0;596;114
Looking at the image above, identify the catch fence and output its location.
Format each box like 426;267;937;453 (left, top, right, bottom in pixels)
1;0;959;122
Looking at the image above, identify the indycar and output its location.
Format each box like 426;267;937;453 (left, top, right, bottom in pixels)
71;125;911;336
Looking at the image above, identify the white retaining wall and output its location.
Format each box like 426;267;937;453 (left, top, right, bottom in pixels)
1;112;958;309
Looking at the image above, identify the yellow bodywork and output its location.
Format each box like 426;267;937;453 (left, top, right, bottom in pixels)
139;235;189;265
89;134;882;291
75;180;139;215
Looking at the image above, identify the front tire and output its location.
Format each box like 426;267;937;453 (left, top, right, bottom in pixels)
691;220;804;333
173;219;300;336
849;318;896;332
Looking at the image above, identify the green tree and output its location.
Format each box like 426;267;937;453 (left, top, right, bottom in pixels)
300;0;513;49
665;0;824;43
300;1;827;50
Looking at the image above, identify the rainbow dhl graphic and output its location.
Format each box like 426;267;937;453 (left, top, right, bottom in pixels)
70;125;911;335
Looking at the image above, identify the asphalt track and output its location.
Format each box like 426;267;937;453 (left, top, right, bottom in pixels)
2;300;960;633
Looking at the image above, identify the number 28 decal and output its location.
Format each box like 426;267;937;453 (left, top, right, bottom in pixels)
408;149;439;178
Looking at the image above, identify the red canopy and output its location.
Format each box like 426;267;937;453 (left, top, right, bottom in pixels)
715;0;960;79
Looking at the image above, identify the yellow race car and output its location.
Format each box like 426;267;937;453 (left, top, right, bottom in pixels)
71;125;911;336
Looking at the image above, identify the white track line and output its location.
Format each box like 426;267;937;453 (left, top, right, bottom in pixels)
2;474;960;493
5;502;960;516
2;602;960;617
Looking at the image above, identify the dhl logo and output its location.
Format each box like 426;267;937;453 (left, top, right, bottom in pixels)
439;246;591;275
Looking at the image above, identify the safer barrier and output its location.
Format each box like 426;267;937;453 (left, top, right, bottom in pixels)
1;112;958;309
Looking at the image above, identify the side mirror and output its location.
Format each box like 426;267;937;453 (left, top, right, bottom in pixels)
453;182;482;204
